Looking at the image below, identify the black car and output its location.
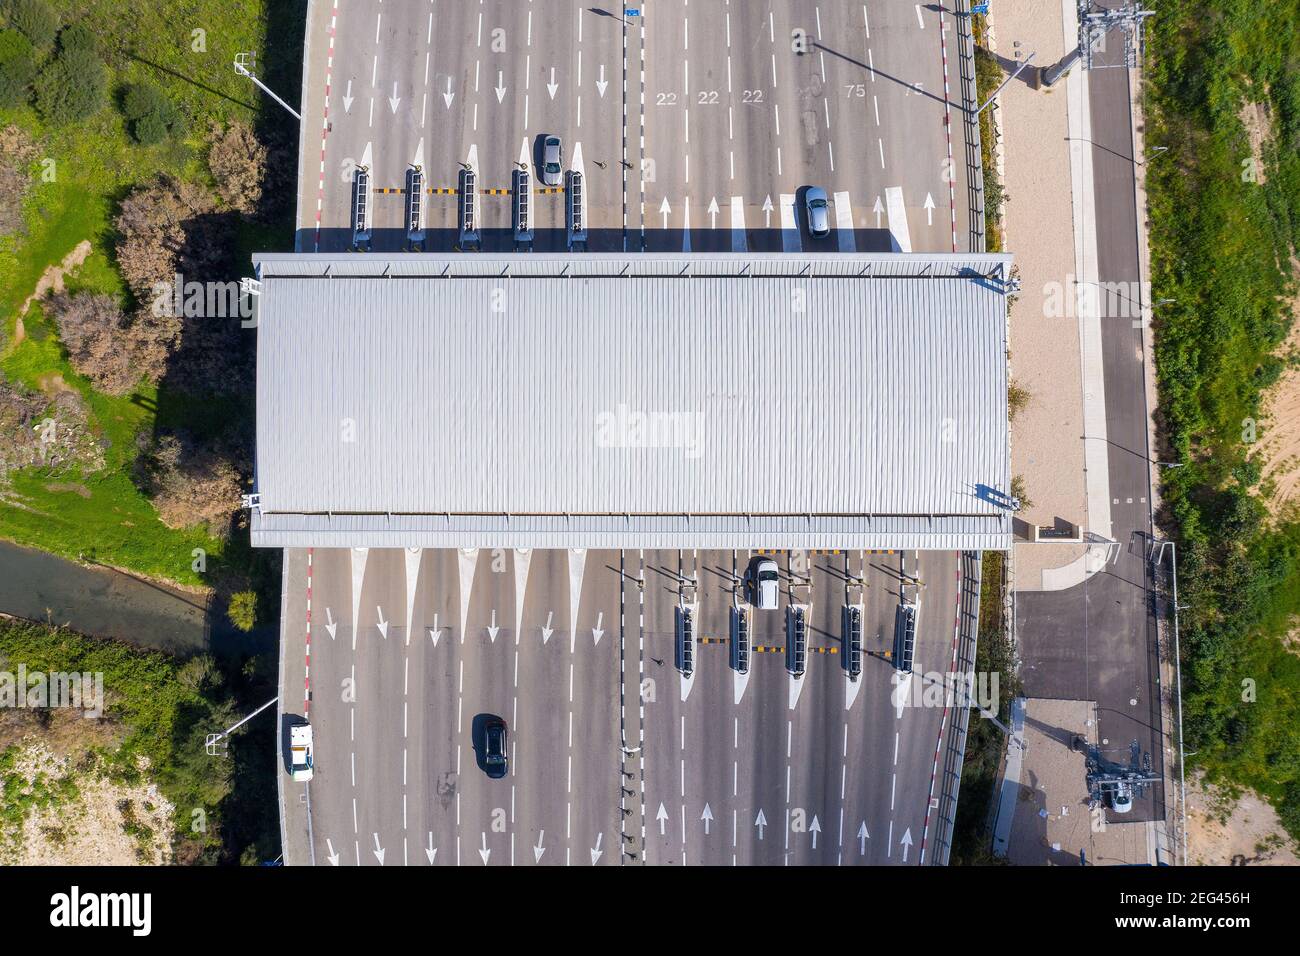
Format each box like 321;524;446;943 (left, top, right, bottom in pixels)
483;717;508;778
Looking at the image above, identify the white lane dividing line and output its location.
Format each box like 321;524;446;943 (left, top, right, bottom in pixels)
915;4;926;28
731;196;746;252
884;186;912;253
834;191;855;252
779;193;800;252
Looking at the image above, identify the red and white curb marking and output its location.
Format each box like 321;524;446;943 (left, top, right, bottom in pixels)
304;547;314;716
936;7;959;253
313;0;341;252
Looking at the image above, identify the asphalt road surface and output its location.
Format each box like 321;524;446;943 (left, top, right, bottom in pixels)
280;545;970;865
296;0;975;254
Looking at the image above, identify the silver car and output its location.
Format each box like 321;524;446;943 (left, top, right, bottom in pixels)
805;186;830;238
542;135;563;186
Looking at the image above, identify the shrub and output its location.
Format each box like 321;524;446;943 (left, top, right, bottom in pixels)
34;45;106;124
227;591;257;632
207;120;266;215
46;291;143;395
137;430;243;535
0;28;35;108
2;0;56;51
122;81;180;145
56;20;95;54
115;174;222;307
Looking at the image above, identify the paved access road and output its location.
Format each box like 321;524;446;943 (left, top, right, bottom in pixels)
280;546;967;865
296;0;974;254
1016;10;1164;824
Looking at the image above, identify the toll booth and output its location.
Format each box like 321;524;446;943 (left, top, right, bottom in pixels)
566;169;587;249
842;604;863;680
406;166;425;248
459;167;480;250
893;602;917;673
513;168;533;246
729;605;750;675
352;165;371;249
675;604;695;677
785;606;806;678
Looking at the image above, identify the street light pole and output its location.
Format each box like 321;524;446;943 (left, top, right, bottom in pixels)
234;52;302;121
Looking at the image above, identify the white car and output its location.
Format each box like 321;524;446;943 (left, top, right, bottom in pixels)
289;723;314;782
747;558;780;610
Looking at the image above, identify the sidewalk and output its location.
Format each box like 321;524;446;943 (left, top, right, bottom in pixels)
990;0;1113;592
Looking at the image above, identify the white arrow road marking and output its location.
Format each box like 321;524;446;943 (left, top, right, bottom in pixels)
810;815;821;850
707;196;720;229
372;833;386;865
376;606;389;640
541;611;555;644
487;609;500;642
657;803;669;836
592;610;604;646
429;612;441;646
762;193;773;229
900;827;913;862
730;196;746;251
702;803;714;835
779;193;799;251
873;195;884;228
388;82;401;113
659;196;671;229
534;829;546;862
858;822;869;856
596;64;608;96
326;838;340;866
547;66;558;99
443;76;455;108
590;832;603;864
479;833;491;864
324;607;337;641
755;809;768;840
834;190;856;252
342;79;354;113
495;71;507;103
426;832;438;863
924;191;935;226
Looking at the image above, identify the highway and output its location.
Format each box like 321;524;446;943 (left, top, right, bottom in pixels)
277;0;987;866
296;0;974;254
281;545;969;865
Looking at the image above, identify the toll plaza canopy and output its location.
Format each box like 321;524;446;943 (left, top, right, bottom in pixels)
249;252;1014;551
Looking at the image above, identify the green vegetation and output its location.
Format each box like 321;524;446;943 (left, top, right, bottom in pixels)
972;14;1004;253
0;0;300;588
0;617;282;862
227;589;256;632
1146;1;1300;837
950;552;1018;865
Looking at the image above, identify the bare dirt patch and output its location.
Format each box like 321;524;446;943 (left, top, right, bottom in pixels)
1239;98;1274;185
1;733;174;868
1185;772;1299;865
12;239;94;346
1257;271;1300;517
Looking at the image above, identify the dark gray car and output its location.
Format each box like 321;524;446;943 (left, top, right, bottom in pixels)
542;135;563;186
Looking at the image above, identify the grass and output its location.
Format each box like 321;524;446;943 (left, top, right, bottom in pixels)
0;0;301;587
0;616;277;862
1145;0;1300;838
972;14;1004;254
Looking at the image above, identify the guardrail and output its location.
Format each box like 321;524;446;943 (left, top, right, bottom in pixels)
954;1;987;253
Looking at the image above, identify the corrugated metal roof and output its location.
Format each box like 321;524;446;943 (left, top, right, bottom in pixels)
251;253;1013;549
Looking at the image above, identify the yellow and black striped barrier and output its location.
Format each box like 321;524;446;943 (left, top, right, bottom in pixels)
754;645;784;654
